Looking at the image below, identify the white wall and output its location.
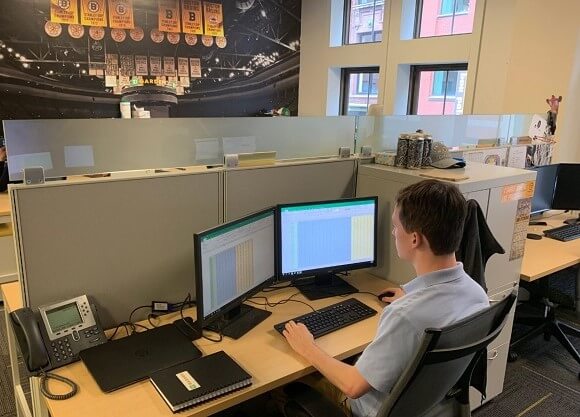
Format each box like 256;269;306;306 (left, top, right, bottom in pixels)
298;0;580;161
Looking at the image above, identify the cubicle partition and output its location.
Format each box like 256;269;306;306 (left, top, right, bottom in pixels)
224;159;357;220
11;170;222;328
10;158;360;328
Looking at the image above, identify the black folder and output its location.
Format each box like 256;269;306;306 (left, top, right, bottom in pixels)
150;351;252;412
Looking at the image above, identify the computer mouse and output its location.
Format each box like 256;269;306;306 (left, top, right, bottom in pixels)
526;233;543;240
378;291;396;302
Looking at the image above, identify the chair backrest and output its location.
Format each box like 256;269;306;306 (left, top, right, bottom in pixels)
376;293;516;417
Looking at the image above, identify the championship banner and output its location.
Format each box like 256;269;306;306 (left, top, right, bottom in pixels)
158;0;181;33
108;0;134;29
164;56;176;76
50;0;79;24
150;56;163;76
189;57;201;78
81;0;107;27
177;57;189;77
135;55;148;76
203;2;224;37
182;0;203;35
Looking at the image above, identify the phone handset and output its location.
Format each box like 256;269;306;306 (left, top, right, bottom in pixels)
10;308;50;372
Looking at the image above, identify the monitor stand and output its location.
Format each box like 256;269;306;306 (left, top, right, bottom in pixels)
563;214;580;225
295;273;359;301
205;304;271;339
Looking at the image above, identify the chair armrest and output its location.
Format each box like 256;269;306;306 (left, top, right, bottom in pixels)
283;382;347;417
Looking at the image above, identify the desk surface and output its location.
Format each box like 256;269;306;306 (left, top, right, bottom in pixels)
520;213;580;282
0;193;10;217
1;272;391;417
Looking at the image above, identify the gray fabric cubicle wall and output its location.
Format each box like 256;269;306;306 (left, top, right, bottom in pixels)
12;171;221;328
224;159;357;221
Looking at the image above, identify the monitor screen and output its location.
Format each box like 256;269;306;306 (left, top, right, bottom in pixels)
194;208;275;324
278;197;377;279
530;164;559;214
552;163;580;210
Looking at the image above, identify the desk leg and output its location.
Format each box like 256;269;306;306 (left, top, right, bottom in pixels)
30;377;49;417
4;306;32;417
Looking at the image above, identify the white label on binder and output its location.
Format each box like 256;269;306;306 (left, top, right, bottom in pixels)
176;371;200;391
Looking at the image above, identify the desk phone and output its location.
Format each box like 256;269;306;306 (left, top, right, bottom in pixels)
10;295;106;373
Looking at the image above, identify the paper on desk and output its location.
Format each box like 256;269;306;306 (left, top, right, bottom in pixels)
419;170;469;182
195;138;220;161
222;136;256;155
65;145;95;168
8;152;53;173
506;145;527;169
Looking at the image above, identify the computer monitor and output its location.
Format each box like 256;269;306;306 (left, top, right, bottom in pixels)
194;207;275;339
552;163;580;223
277;196;378;300
530;164;559;215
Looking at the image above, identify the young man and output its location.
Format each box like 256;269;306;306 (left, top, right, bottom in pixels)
282;179;490;417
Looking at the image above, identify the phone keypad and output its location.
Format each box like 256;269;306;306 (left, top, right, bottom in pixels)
51;337;74;362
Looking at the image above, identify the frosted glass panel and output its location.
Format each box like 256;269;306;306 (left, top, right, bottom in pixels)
358;114;534;151
4;117;355;180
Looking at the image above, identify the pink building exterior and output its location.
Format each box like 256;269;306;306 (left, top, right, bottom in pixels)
344;0;476;115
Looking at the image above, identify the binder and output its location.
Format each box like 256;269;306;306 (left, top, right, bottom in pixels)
150;351;252;412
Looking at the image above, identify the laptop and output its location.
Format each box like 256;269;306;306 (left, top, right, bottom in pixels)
80;324;202;392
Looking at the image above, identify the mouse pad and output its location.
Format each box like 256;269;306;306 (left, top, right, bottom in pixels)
80;324;202;392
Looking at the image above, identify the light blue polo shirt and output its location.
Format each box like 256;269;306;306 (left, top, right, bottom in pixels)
350;263;489;417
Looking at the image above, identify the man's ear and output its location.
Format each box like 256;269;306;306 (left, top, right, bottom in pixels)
411;232;420;247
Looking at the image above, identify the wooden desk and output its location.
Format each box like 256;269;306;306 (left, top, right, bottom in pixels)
2;272;391;417
0;192;11;223
520;212;580;313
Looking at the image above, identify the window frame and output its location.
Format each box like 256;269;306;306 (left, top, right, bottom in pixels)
340;66;380;116
407;63;467;115
342;0;385;45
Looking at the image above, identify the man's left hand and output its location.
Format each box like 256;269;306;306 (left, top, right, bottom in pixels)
282;320;315;357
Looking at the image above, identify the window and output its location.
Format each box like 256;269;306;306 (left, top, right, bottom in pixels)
344;0;385;45
415;0;477;38
408;64;467;115
439;0;469;15
431;70;458;97
341;67;380;116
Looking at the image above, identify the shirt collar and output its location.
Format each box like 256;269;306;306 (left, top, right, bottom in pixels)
402;262;465;294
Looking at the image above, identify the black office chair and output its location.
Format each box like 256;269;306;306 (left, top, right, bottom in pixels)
283;293;516;417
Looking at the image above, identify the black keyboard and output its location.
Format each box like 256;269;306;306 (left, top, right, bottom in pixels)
274;298;377;339
544;223;580;242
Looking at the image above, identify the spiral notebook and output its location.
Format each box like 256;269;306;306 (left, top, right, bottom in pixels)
150;351;252;412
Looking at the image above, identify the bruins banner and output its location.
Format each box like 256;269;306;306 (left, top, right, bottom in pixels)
81;0;107;26
108;0;134;29
189;57;201;78
203;2;223;37
50;0;79;24
182;0;203;35
158;0;181;33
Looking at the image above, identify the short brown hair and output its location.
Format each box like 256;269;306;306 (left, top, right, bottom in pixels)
395;180;466;256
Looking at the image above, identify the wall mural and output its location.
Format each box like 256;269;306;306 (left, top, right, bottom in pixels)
0;0;301;129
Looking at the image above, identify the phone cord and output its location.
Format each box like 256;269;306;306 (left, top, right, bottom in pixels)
39;370;78;400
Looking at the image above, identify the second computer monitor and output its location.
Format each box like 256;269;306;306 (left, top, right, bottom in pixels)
278;197;378;300
552;163;580;211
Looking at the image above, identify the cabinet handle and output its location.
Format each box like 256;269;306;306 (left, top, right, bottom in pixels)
487;350;499;360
